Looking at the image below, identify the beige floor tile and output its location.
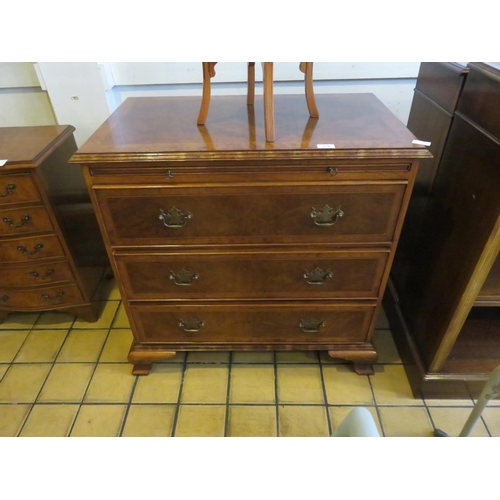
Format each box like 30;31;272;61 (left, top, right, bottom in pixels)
181;365;228;403
0;365;7;380
0;404;30;436
14;330;67;363
187;351;230;363
70;404;126;437
99;329;133;362
38;364;94;402
0;312;40;330
174;405;226;437
110;303;130;329
227;406;277;437
232;351;274;363
372;329;402;364
57;329;108;362
0;330;29;362
20;404;79;437
481;408;500;436
425;398;473;407
84;364;135;403
323;365;374;405
428;407;489;437
230;364;275;404
93;276;122;301
378;407;433;437
33;311;75;329
279;405;329;437
73;300;120;329
276;351;319;363
277;365;324;403
375;307;389;329
0;364;51;402
370;365;423;406
133;364;183;403
122;405;176;437
329;406;383;436
482;397;500;407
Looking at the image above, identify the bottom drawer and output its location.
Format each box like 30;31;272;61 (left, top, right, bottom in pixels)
0;284;84;310
129;302;375;345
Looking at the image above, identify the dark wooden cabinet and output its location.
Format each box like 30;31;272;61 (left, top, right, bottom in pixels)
0;126;103;322
386;62;500;398
71;93;429;375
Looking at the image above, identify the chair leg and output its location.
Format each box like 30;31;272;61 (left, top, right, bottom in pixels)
262;62;275;142
300;62;319;118
247;62;255;105
197;62;217;125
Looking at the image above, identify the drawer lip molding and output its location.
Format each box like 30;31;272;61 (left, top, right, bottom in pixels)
114;249;389;301
129;301;376;345
95;183;406;247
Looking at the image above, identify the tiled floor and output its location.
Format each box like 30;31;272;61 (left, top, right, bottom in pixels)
1;269;500;437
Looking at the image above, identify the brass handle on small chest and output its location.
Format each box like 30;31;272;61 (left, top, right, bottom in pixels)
300;319;326;333
17;243;44;255
304;267;333;285
30;269;55;281
310;205;344;226
3;214;31;228
170;269;199;286
0;184;16;197
179;318;205;332
41;291;65;303
158;207;192;228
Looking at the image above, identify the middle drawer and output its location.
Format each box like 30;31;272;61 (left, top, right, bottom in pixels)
114;249;389;300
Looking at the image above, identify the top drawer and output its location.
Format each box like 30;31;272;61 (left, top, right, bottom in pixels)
0;175;41;206
94;183;406;247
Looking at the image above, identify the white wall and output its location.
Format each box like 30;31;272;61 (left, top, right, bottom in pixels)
0;62;56;126
2;62;421;148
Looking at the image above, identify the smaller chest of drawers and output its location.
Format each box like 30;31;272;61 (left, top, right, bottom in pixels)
73;94;431;375
0;126;101;323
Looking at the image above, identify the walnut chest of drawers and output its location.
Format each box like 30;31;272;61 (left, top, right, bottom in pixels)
72;94;431;375
0;126;101;323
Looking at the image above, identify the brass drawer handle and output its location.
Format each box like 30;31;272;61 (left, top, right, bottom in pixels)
1;295;9;302
327;167;339;176
29;269;55;281
300;319;326;333
17;243;44;255
304;267;333;285
169;269;199;286
41;291;65;303
3;214;31;228
310;204;344;226
158;207;192;228
179;318;205;332
0;183;16;197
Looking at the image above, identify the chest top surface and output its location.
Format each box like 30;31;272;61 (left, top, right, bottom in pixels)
73;94;430;163
0;125;74;169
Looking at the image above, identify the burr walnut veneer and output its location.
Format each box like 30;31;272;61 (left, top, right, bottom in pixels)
0;126;101;323
72;94;430;375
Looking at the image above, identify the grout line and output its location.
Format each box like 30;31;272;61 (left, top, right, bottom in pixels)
367;372;386;437
118;375;139;437
170;353;188;437
223;352;232;437
15;327;74;436
66;318;116;437
318;351;333;436
274;350;280;437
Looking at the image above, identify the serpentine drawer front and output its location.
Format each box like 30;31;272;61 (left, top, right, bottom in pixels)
0;126;102;324
72;93;431;375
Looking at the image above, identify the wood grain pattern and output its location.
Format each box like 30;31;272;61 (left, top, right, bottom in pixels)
74;94;426;374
